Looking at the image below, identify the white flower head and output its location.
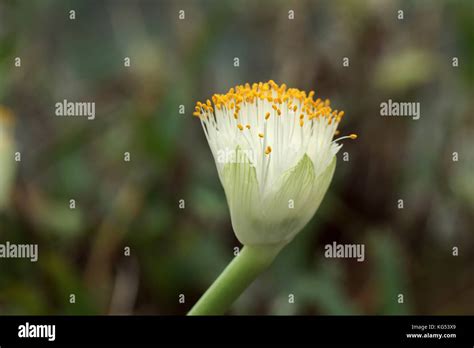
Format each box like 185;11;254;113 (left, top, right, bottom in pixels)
194;81;356;246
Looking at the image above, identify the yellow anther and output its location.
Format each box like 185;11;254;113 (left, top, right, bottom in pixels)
258;133;264;138
237;124;244;131
193;81;346;132
246;124;251;129
349;134;357;139
265;146;272;155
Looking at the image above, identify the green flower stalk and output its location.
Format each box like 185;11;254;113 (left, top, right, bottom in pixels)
189;81;356;315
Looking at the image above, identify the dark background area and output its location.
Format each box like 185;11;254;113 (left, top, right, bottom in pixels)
0;0;473;315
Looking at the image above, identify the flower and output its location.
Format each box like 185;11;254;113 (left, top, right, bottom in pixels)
0;106;16;211
194;81;355;246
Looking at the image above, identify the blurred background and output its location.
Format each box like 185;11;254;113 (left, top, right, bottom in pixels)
0;0;473;315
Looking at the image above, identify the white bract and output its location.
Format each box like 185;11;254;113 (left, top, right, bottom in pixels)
194;81;355;246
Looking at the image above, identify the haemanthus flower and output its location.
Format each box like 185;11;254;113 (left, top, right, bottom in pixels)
188;81;355;315
193;80;356;247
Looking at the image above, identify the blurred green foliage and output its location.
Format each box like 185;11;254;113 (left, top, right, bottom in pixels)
0;0;473;315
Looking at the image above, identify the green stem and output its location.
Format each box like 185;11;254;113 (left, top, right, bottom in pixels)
188;243;285;315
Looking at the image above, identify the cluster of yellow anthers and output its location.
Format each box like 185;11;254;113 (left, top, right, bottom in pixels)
194;81;357;158
196;80;347;122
